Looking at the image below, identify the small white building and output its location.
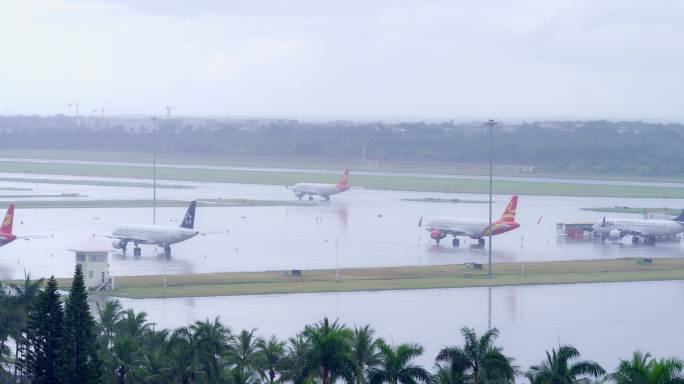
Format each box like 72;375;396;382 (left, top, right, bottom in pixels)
69;237;113;290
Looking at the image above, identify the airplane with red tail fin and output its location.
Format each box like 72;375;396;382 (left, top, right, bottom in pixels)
288;169;351;201
0;204;51;248
419;196;520;247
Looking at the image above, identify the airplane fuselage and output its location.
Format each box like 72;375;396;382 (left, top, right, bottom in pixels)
112;224;199;245
291;183;349;198
425;217;520;239
593;218;684;238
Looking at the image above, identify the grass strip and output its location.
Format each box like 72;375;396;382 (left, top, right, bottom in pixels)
1;161;683;198
0;176;190;189
0;198;313;209
68;258;684;299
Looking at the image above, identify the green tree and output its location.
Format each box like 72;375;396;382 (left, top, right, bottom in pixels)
96;300;123;350
367;341;430;384
610;351;684;384
526;345;605;384
25;276;63;384
351;325;381;384
192;317;231;384
280;334;314;384
228;328;263;384
436;327;516;384
258;335;286;384
302;317;354;384
10;274;44;380
59;264;103;384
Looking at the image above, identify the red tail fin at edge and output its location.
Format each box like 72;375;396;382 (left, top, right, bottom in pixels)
336;169;350;189
499;196;518;223
1;204;14;234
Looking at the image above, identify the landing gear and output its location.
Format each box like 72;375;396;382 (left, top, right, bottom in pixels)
452;238;460;247
164;245;172;258
323;195;330;201
435;238;441;245
631;236;640;244
133;246;142;257
296;194;303;200
121;243;128;256
478;238;485;248
644;236;656;245
308;195;314;201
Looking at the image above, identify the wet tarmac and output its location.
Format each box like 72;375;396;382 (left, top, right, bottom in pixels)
114;280;684;370
1;172;683;279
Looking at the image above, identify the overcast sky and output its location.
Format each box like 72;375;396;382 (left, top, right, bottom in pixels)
0;0;682;120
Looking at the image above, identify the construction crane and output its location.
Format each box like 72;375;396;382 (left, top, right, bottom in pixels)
165;105;178;118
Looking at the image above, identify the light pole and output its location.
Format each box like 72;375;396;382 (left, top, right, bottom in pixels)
152;116;157;225
487;119;497;277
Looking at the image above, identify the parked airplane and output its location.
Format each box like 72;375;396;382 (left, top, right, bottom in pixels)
419;196;520;247
289;169;350;200
592;210;684;244
0;204;51;247
108;200;200;257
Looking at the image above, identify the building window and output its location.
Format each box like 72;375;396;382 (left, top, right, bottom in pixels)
76;254;86;262
101;272;105;283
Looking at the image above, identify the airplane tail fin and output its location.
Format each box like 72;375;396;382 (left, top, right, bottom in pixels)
499;196;518;223
1;204;14;234
672;209;684;223
336;169;350;189
180;200;197;229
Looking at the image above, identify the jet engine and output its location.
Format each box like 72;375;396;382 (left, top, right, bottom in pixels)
609;229;623;240
112;240;126;249
430;229;445;240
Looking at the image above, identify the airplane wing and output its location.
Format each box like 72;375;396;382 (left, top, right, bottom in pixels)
16;234;53;241
198;230;229;236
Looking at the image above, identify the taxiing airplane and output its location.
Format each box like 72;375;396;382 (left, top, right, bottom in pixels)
419;195;520;247
0;204;51;247
108;200;200;257
289;169;350;200
592;210;684;244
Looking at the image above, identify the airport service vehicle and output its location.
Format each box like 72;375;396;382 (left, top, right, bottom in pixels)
420;195;520;247
0;204;50;247
592;210;684;244
108;200;199;257
289;169;350;200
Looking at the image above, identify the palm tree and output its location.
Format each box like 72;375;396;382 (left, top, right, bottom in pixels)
367;340;430;384
167;327;201;384
436;327;516;384
258;335;286;384
610;351;684;384
526;345;605;384
228;328;263;384
351;325;382;384
432;360;468;384
116;308;153;341
96;300;123;350
280;334;314;384
303;317;355;384
191;317;231;384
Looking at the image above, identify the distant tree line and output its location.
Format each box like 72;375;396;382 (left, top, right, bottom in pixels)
1;116;684;176
1;266;683;383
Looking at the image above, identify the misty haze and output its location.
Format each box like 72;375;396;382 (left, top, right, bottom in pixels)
0;1;683;384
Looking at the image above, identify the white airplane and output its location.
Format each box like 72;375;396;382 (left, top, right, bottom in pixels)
289;169;350;200
419;196;520;247
108;200;200;257
592;210;684;244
